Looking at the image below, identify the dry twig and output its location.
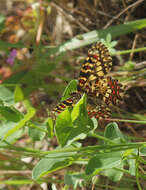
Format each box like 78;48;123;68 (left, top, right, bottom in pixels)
103;0;144;29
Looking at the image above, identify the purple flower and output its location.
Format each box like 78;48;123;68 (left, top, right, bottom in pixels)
7;49;17;65
10;49;17;58
7;57;14;65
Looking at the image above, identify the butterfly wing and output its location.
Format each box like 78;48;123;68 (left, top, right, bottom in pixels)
50;92;81;119
77;42;112;93
91;77;124;106
87;103;111;119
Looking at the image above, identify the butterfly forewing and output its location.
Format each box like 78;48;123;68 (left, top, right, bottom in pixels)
77;42;112;93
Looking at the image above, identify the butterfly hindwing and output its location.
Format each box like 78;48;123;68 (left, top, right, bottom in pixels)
87;104;111;119
50;91;81;120
102;77;124;106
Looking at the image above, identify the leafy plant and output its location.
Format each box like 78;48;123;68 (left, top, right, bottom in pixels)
0;6;146;189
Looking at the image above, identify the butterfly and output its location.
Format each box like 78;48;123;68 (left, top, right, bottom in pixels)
51;42;123;120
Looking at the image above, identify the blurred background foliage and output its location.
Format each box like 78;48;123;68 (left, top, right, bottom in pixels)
0;0;146;190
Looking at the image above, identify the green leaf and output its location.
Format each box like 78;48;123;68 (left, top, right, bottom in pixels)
3;71;28;84
71;94;90;128
0;99;4;106
61;80;78;101
100;34;117;54
55;108;74;146
103;163;124;181
0;106;22;122
126;149;137;176
91;117;98;131
140;147;146;156
85;152;122;175
28;122;46;141
0;85;14;104
0;121;23;145
106;33;112;43
32;156;73;180
51;19;146;54
63;95;94;145
0;15;5;32
4;107;36;140
0;41;24;51
64;173;86;188
55;94;94;146
14;85;24;102
122;61;135;71
71;94;86;122
36;61;57;74
104;122;128;143
47;117;54;138
127;157;136;176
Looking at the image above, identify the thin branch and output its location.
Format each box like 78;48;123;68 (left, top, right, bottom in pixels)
0;170;32;175
52;2;90;32
103;0;144;29
129;34;139;60
36;0;45;44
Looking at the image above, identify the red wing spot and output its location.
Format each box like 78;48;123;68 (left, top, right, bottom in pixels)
95;80;99;85
108;81;112;86
117;86;120;89
89;111;97;117
79;79;85;84
112;90;115;95
60;104;66;108
93;55;98;59
84;66;91;70
109;95;113;100
68;98;73;102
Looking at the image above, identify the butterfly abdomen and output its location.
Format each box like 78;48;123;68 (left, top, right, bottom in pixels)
53;98;74;114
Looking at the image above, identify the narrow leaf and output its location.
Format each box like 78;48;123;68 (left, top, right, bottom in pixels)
14;85;24;102
47;117;54;138
32;157;73;180
4;107;36;140
51;19;146;54
86;152;122;175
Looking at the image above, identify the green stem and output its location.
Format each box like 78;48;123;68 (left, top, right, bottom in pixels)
136;152;142;190
106;118;146;124
89;132;115;144
115;47;146;55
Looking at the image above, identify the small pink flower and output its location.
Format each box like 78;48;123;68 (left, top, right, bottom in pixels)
10;49;17;58
7;49;17;65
